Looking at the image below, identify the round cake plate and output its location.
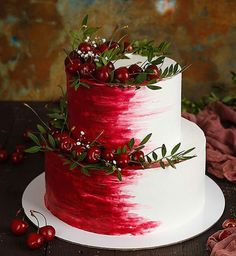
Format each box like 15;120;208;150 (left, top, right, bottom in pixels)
22;173;225;250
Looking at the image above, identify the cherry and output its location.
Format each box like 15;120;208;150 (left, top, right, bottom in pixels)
26;233;44;249
64;50;80;66
93;48;101;55
95;66;110;82
128;64;143;78
98;43;109;53
79;62;96;78
124;41;133;52
108;41;119;50
39;225;55;242
11;152;24;164
10;219;29;235
66;58;82;74
86;147;101;163
0;149;8;162
107;61;115;72
114;67;130;83
78;42;93;53
116;153;130;168
54;132;69;143
60;137;76;153
218;230;232;241
222;218;236;229
145;64;160;80
102;149;114;161
73;145;85;158
132;151;145;162
16;144;26;153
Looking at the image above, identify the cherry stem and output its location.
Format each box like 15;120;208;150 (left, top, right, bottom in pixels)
30;210;47;226
24;103;51;131
109;25;128;47
90;130;104;147
63;48;73;64
30;210;40;232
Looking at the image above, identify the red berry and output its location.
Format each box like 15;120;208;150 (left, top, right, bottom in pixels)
78;42;93;53
66;59;82;74
73;145;85;158
11;152;24;164
116;153;130;168
128;64;143;78
218;230;232;241
124;41;133;52
114;67;130;83
10;219;29;235
107;61;115;72
60;137;76;153
102;149;114;161
98;43;109;53
0;149;8;162
26;233;44;249
39;225;56;242
86;147;101;163
79;62;96;78
145;64;160;80
93;48;101;55
54;132;69;143
108;41;119;50
16;144;25;153
64;50;80;66
95;66;110;82
132;151;145;162
222;218;236;229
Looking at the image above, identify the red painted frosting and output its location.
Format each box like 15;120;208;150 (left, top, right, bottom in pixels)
45;152;159;235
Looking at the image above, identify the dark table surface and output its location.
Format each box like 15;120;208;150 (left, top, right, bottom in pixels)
0;101;236;256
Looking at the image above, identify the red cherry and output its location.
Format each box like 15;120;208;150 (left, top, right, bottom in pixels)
0;149;8;162
145;64;160;80
79;62;96;78
132;151;145;162
79;42;93;53
23;129;32;141
128;64;143;78
102;149;114;161
26;232;44;249
114;67;130;83
16;144;26;153
106;61;115;72
93;48;101;55
218;230;232;241
116;153;130;168
86;147;101;163
95;66;110;82
11;152;24;164
222;218;236;229
66;59;82;74
10;219;29;235
124;41;133;52
108;41;119;50
54;132;69;143
60;137;76;153
73;145;85;158
98;43;109;53
39;225;56;242
64;50;80;66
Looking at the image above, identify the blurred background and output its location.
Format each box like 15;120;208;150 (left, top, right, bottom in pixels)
0;0;235;101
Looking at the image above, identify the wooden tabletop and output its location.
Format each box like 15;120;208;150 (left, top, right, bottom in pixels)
0;101;235;256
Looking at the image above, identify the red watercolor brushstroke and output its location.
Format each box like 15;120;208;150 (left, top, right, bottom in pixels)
44;152;159;235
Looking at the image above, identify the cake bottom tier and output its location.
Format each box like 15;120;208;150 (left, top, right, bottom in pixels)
44;118;206;236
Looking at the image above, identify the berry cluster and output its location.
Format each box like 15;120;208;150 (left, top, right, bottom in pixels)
10;209;56;250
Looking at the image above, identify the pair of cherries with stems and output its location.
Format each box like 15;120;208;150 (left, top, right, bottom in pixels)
10;209;55;249
0;144;26;164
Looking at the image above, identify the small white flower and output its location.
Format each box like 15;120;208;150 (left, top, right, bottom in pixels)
94;58;99;62
76;141;81;146
80;131;85;135
84;53;88;58
102;38;106;43
81;53;84;57
93;43;97;48
92;41;95;44
77;50;82;54
113;160;117;165
84;38;89;42
105;56;108;60
86;144;90;149
118;168;121;171
86;36;90;40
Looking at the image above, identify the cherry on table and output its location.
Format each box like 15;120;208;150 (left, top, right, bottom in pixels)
95;66;110;82
0;149;8;162
26;232;44;249
10;219;29;235
11;152;24;164
102;149;114;161
116;153;130;168
128;64;143;78
114;67;130;83
86;147;101;163
132;151;145;162
39;225;56;242
145;64;160;80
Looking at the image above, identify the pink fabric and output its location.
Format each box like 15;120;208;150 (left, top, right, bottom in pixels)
207;228;236;256
182;101;236;183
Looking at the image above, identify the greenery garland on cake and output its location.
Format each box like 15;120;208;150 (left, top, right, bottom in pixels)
65;15;188;90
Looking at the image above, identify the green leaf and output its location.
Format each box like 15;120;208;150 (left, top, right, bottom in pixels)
37;124;46;134
48;134;56;148
128;138;135;150
79;82;90;89
81;15;88;26
151;56;165;65
182;147;195;155
174;63;179;73
28;132;40;146
81;167;90;176
77;151;87;162
63;159;71;165
161;144;167;157
70;162;78;170
147;85;162;90
117;170;122;181
161;67;169;78
146;155;152;163
159;159;165;169
122;145;127;153
135;73;147;84
116;146;121;155
139;133;152;145
171;143;181;155
152;151;158;160
166;158;176;169
85;27;100;36
25;146;41;153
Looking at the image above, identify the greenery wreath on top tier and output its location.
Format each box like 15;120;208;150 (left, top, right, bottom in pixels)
65;15;188;90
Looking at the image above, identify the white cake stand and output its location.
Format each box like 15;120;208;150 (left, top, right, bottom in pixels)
22;173;225;250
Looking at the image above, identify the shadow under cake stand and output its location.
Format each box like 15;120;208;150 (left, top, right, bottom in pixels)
22;173;225;250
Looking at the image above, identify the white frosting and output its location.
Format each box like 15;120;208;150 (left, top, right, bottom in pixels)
114;55;182;152
123;118;206;231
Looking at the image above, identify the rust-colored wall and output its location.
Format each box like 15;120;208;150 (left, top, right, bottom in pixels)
0;0;235;100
